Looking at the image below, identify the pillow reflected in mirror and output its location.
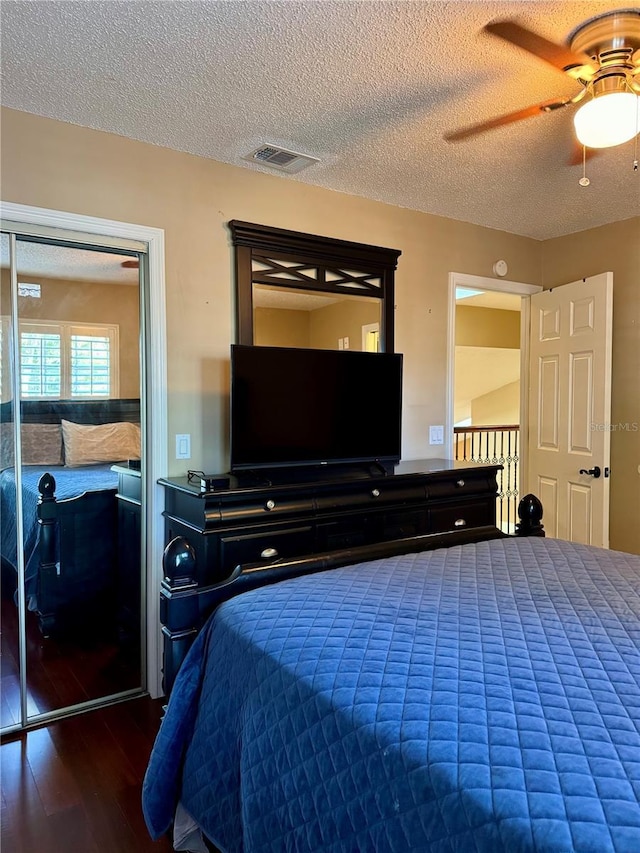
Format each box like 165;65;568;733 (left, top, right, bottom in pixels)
61;420;140;467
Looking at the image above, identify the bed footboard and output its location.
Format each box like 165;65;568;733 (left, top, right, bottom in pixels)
36;473;118;636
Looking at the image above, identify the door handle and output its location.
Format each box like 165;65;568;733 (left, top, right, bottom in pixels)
579;466;601;478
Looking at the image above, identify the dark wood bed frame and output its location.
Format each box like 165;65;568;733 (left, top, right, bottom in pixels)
0;398;140;636
160;493;544;693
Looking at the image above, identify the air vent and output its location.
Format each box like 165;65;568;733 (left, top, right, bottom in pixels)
18;282;41;298
243;145;320;174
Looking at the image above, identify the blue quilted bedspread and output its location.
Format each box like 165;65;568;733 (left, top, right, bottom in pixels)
0;464;118;608
143;537;640;852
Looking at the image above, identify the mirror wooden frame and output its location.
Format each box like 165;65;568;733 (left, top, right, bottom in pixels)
229;220;401;352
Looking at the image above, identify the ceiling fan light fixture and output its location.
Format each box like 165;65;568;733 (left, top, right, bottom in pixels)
573;90;640;149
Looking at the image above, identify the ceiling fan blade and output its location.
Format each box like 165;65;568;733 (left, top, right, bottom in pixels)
444;98;570;142
485;20;595;76
121;259;139;269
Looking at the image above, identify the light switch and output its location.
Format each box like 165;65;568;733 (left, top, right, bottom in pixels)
176;433;191;459
429;425;444;445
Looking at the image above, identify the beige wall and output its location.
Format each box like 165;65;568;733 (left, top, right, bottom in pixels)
541;217;640;555
309;299;380;350
0;270;140;398
456;306;520;348
254;298;379;351
1;108;542;476
472;380;520;426
254;307;310;348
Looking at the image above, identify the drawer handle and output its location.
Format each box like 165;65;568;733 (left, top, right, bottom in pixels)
456;479;465;488
261;547;279;559
371;488;380;498
265;499;276;511
454;518;467;527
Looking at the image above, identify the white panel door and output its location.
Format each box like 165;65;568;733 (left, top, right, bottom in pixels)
528;273;613;547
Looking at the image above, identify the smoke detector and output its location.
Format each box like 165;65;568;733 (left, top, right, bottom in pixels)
243;145;320;174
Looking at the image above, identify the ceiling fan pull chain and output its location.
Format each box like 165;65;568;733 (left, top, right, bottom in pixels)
579;145;590;187
634;98;639;172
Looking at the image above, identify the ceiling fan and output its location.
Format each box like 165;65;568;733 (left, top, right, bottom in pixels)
445;8;640;164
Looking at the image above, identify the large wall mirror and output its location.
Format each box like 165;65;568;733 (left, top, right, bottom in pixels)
0;226;146;734
229;221;401;352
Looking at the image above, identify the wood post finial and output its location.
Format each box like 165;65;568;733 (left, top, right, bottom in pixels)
163;536;197;587
516;493;545;537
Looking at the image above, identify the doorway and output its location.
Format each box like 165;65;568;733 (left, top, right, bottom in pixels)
446;272;541;531
0;203;166;733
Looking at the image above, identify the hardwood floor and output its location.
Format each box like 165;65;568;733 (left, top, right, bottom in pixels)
1;590;141;727
1;696;175;853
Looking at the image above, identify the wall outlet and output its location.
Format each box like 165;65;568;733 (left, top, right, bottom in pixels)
176;433;191;459
429;425;444;445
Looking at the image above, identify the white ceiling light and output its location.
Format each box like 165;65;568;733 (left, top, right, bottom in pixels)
573;89;640;149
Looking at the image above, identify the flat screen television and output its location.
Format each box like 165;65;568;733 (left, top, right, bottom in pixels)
230;344;403;472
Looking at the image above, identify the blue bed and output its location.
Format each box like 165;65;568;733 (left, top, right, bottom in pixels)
143;535;640;852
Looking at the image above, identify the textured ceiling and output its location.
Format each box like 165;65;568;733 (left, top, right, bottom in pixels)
1;1;639;240
0;238;138;284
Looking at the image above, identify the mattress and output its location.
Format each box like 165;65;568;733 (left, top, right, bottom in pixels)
143;536;640;852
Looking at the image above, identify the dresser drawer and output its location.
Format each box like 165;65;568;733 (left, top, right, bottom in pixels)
219;495;314;525
316;481;427;512
316;517;367;551
429;499;495;533
427;471;496;500
220;525;314;571
368;508;429;542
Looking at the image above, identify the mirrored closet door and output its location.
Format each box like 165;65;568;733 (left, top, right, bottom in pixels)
1;227;146;732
